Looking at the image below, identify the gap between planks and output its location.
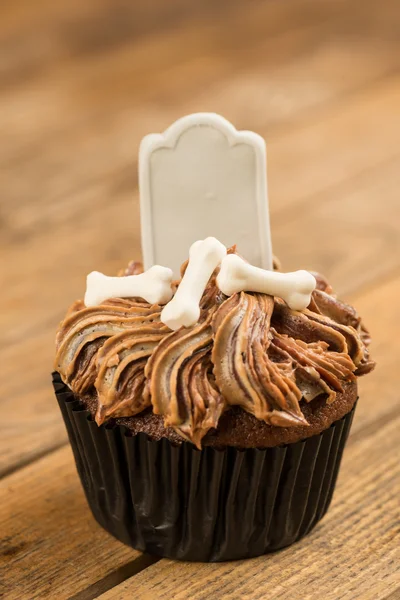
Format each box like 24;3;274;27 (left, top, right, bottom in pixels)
0;438;66;480
382;590;400;600
67;554;160;600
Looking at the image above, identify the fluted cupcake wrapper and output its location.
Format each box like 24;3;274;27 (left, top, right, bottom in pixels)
52;372;355;562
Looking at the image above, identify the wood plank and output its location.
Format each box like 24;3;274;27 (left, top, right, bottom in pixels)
2;36;398;211
0;0;338;149
273;156;400;294
352;274;400;437
3;0;395;95
0;445;147;600
98;401;400;600
0;0;248;86
2;0;399;170
267;75;400;212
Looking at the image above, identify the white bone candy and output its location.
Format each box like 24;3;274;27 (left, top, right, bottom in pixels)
84;265;174;307
217;254;316;311
161;237;227;330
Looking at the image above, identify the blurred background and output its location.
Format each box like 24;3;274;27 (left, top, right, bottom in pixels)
1;0;399;476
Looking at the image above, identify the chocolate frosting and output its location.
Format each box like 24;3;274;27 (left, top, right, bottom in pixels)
55;256;374;448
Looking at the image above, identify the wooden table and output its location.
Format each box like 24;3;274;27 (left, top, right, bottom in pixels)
1;1;399;598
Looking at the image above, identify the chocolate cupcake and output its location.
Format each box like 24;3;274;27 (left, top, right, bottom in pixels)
53;252;374;561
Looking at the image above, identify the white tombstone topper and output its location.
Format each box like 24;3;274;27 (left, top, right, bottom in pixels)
139;113;272;278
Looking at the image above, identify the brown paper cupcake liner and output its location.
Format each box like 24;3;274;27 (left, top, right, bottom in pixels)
52;372;355;562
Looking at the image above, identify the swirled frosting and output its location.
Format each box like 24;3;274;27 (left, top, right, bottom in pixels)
55;255;374;448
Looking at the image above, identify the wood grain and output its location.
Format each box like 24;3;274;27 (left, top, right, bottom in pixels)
1;0;400;597
274;156;400;291
2;1;399;217
0;445;145;600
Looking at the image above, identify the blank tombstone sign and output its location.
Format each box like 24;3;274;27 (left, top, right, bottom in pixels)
139;113;272;278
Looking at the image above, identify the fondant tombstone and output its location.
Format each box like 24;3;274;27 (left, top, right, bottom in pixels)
139;113;272;278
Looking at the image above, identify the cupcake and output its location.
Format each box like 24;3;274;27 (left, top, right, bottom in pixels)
53;246;374;561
